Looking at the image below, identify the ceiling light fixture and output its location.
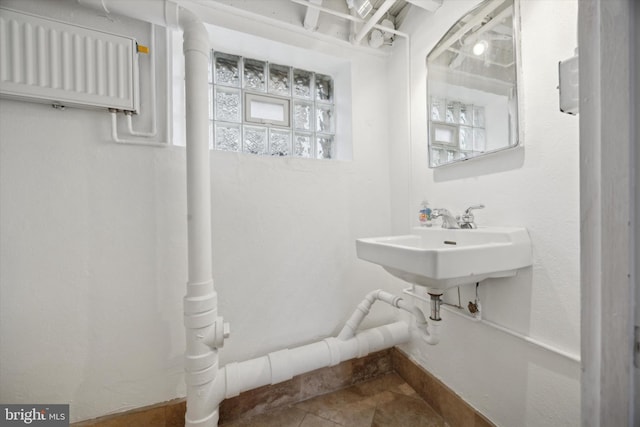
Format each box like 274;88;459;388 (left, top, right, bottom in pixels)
473;40;488;56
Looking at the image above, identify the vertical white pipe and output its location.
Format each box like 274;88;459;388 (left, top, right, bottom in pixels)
180;9;213;291
127;23;158;137
77;2;220;424
179;8;220;427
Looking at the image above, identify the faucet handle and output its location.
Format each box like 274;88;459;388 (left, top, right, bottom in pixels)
464;204;485;215
460;204;484;229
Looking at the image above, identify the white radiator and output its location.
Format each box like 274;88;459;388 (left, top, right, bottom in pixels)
0;7;139;112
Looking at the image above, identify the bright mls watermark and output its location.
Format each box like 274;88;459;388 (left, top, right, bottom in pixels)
0;405;69;426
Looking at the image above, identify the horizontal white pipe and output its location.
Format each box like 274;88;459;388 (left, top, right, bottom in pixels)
126;113;157;137
77;0;180;28
184;321;409;426
403;286;579;362
226;321;410;398
109;111;168;147
441;305;581;363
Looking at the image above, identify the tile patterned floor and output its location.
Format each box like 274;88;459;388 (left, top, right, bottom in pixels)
219;373;445;427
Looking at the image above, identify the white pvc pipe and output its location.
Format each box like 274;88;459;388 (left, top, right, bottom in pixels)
221;321;410;400
441;305;580;363
403;286;579;362
109;24;171;147
81;0;214;291
338;289;441;345
177;8;225;427
79;2;222;425
184;320;409;425
126;23;158;137
77;0;180;27
172;319;410;425
109;110;169;147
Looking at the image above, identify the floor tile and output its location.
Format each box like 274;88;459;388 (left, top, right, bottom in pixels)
222;371;445;427
220;377;304;422
355;373;420;399
437;385;475;427
371;393;444;427
219;406;306;427
93;407;165;427
294;387;377;427
299;413;342;427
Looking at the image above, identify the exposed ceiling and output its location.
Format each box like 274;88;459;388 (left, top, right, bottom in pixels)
205;0;443;49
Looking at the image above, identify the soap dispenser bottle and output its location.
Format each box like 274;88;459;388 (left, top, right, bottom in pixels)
419;200;432;227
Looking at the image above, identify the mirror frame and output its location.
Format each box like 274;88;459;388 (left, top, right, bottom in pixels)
426;0;523;168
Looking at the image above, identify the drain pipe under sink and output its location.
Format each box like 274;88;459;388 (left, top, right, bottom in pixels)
339;289;441;345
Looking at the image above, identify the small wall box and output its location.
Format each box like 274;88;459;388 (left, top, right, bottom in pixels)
558;53;579;115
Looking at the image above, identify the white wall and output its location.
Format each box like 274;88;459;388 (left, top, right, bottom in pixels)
0;0;398;422
390;0;581;425
0;0;583;425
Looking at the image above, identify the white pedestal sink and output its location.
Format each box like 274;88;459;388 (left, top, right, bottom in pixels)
356;226;532;293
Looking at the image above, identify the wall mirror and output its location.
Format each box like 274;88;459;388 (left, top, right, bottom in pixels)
427;0;520;167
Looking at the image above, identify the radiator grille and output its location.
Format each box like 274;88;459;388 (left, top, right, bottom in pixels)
0;8;139;111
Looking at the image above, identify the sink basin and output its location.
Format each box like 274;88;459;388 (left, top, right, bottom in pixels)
356;226;532;292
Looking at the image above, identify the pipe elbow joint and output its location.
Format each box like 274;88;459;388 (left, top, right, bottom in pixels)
421;321;441;345
179;7;210;56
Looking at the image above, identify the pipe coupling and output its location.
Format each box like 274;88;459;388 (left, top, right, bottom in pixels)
323;337;342;367
184;359;218;386
268;349;293;384
184;291;218;314
355;333;370;358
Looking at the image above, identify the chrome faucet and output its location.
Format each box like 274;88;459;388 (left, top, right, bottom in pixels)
432;204;485;229
431;208;460;229
458;204;485;229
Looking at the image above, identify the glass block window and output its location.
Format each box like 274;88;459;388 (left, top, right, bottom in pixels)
211;50;336;159
429;96;486;167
